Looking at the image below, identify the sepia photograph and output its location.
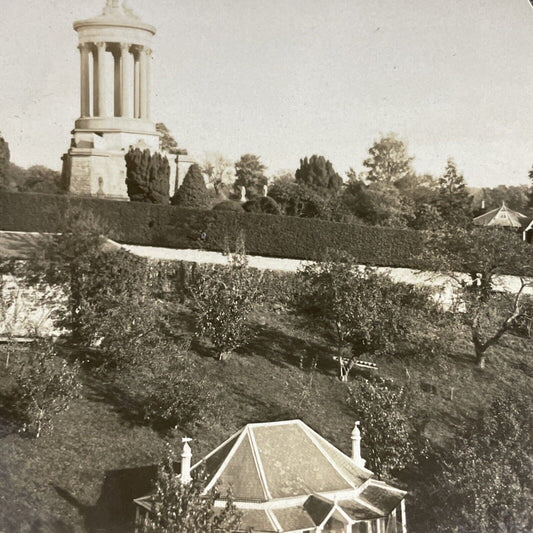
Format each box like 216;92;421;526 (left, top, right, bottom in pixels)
1;1;532;532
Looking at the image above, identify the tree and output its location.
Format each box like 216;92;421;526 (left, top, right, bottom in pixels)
139;453;241;533
125;147;170;204
297;254;436;380
192;239;263;360
295;155;343;191
171;164;209;208
436;158;473;226
341;178;415;228
24;208;150;345
9;342;81;438
422;227;533;368
529;164;533;207
201;153;234;195
20;165;64;194
234;154;267;198
0;133;11;190
411;394;533;533
362;134;414;183
347;380;415;479
156;123;179;154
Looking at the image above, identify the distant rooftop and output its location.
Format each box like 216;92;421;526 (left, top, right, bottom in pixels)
474;202;530;229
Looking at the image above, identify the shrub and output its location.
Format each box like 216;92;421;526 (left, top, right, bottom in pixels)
212;200;244;212
8;342;82;438
242;196;281;215
171;164;208;208
139;455;241;533
347;379;415;479
411;394;533;533
192;244;263;360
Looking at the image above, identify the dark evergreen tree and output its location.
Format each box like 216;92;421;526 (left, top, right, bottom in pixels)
0;134;11;190
171;163;208;208
150;151;170;204
234;154;267;198
125;147;170;204
436;158;473;226
295;155;342;191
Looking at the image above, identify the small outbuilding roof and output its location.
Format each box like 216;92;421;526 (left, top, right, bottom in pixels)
134;420;407;532
473;202;530;228
197;420;372;501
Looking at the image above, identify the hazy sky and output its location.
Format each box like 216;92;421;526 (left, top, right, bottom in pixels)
1;0;532;186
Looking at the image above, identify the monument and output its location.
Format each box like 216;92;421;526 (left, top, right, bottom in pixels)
61;0;167;199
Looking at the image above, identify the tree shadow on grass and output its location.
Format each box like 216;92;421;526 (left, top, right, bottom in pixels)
243;323;337;374
53;465;157;533
83;376;147;429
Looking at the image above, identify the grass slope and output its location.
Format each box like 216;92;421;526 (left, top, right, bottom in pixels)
0;305;532;533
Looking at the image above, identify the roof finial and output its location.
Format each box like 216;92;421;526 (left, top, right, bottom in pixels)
351;421;366;468
181;437;193;484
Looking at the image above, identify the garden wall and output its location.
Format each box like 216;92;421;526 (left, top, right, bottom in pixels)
0;192;424;268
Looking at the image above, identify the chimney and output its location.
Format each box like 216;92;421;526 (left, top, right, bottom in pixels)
181;437;192;484
351;422;366;468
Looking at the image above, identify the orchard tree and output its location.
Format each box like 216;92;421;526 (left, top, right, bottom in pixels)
411;394;533;533
234;154;267;198
348;380;415;479
422;227;533;368
192;238;263;360
9;342;81;438
297;254;436;380
436;158;473;226
363;134;414;183
171;164;209;208
24;208;151;345
139;453;241;533
295;155;343;191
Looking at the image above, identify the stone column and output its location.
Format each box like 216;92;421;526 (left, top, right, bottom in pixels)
94;42;107;117
133;48;141;118
140;47;152;119
119;42;131;117
78;43;91;117
113;46;121;117
145;47;151;119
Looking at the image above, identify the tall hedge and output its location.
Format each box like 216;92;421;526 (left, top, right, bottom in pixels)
0;191;424;267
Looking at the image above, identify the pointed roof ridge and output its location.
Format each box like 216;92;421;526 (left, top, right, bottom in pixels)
300;420;374;476
473;201;529;228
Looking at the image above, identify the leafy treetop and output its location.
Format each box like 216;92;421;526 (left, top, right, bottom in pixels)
363;134;414;183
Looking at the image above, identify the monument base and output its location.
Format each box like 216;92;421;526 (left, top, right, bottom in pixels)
62;128;177;200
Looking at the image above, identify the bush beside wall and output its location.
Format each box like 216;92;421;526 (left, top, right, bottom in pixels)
0;192;423;267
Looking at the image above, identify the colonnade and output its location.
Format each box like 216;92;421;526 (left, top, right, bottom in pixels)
78;42;151;120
